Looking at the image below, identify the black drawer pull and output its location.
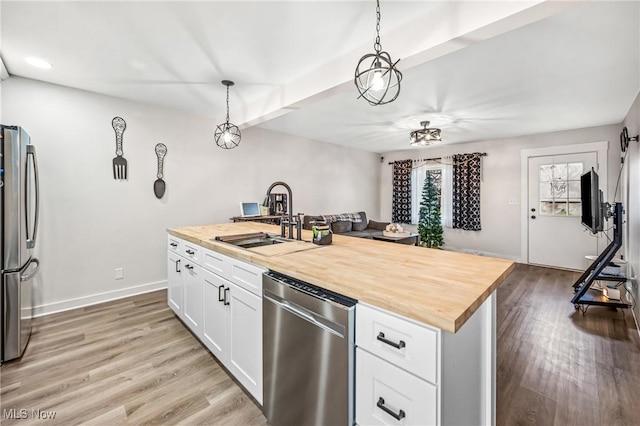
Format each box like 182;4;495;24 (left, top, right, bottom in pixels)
223;287;230;305
377;397;405;420
377;332;405;349
186;249;195;255
170;242;178;247
218;285;225;302
185;264;194;270
175;259;181;273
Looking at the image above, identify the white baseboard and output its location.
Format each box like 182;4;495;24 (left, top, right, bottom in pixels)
33;280;167;318
443;246;521;263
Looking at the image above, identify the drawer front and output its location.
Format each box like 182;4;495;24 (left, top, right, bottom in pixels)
202;247;231;278
356;304;439;384
183;241;201;264
228;258;266;297
356;348;437;426
168;235;181;254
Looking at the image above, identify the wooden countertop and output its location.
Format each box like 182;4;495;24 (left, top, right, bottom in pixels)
168;223;515;333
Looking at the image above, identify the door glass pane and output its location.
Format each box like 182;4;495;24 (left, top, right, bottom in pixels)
550;181;567;198
540;201;554;215
553;202;568;216
539;165;553;182
568;163;583;180
553;164;568;180
568;202;581;216
568;181;581;199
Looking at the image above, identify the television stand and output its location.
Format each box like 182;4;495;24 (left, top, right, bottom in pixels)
571;203;632;313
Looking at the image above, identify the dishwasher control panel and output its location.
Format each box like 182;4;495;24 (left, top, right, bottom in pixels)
264;271;357;307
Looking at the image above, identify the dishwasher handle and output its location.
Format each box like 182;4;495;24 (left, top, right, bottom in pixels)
264;289;345;338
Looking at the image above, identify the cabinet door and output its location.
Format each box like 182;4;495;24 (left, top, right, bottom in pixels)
228;283;263;404
167;252;183;316
202;269;230;362
183;262;204;338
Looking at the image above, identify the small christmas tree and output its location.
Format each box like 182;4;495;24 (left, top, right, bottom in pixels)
418;172;444;248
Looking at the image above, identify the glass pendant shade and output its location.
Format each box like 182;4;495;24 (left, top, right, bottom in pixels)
410;121;442;146
214;80;241;149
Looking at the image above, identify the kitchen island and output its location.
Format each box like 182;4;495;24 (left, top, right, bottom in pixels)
169;222;514;333
168;222;515;425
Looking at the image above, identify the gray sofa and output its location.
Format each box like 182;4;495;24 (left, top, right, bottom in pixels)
302;211;390;239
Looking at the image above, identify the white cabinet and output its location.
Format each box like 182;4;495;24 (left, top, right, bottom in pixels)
167;251;183;315
182;262;204;338
355;297;496;426
167;235;265;404
227;282;262;403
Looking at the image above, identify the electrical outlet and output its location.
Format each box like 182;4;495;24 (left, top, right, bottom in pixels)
508;198;518;206
115;268;124;280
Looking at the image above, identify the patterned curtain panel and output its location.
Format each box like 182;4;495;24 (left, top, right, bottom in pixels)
392;160;412;223
452;153;482;231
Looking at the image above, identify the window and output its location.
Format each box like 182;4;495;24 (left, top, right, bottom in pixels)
539;162;583;216
411;164;452;226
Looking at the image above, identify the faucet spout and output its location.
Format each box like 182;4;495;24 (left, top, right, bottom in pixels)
264;181;300;240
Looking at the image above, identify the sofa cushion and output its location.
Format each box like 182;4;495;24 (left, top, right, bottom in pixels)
331;220;353;234
342;231;374;239
351;212;368;231
367;220;390;231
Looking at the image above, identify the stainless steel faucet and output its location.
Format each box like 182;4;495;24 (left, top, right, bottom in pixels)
264;181;302;240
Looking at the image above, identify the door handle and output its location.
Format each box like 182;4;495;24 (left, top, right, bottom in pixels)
218;285;225;302
175;259;181;273
26;145;40;249
20;258;40;282
377;397;406;421
531;215;536;219
223;287;230;305
531;208;536;212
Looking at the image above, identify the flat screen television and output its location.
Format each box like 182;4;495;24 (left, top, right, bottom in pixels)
580;168;603;234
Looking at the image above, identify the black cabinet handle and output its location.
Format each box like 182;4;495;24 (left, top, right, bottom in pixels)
223;287;230;305
175;259;181;273
377;332;405;349
170;242;178;247
377;397;405;421
218;285;225;302
186;249;195;255
185;264;194;270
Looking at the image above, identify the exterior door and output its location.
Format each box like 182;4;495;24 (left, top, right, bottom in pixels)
528;153;599;270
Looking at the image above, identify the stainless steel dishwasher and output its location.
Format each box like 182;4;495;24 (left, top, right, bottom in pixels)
263;271;356;426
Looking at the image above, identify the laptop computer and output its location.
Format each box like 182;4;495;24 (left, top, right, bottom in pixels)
240;202;261;217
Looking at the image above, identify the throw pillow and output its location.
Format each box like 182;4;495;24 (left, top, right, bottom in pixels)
331;220;353;234
351;212;368;231
367;220;390;231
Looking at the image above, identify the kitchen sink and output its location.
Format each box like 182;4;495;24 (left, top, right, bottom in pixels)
213;232;294;249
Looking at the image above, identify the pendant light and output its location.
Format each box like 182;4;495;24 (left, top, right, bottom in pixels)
410;121;442;146
214;80;241;149
354;0;402;106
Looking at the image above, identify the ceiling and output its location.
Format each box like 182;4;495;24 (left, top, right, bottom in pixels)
2;1;639;154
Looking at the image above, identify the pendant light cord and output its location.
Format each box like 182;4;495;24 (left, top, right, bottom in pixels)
374;0;382;53
225;85;230;124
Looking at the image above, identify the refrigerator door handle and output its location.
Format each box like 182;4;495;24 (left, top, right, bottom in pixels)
20;258;40;282
25;145;39;249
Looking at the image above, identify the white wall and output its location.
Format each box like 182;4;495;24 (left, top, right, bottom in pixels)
622;90;639;329
2;77;379;315
381;125;622;260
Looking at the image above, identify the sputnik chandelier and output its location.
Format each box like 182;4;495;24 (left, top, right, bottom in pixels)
354;0;402;106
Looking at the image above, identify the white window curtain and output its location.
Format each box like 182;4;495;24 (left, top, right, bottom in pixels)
411;163;453;227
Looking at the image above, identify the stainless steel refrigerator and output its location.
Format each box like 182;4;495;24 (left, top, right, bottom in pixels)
1;125;40;363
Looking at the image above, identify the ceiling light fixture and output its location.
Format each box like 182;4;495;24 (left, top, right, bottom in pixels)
354;0;402;106
410;121;442;146
214;80;241;149
24;57;53;70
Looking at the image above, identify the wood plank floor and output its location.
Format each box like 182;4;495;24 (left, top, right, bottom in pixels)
1;264;638;425
497;264;640;426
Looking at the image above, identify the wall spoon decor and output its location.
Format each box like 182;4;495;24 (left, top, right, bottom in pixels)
111;117;128;180
154;143;167;198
